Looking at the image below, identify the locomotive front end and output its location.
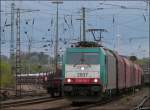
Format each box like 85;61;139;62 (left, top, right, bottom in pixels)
63;48;102;102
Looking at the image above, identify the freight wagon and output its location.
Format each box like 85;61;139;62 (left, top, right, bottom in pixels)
16;73;48;84
63;41;142;103
44;69;62;97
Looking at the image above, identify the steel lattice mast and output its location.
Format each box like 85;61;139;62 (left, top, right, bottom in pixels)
16;8;21;96
10;3;15;76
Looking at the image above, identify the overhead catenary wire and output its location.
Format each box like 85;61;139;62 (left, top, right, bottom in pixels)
1;1;149;58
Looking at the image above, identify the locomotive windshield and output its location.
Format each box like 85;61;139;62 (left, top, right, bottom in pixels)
67;52;99;64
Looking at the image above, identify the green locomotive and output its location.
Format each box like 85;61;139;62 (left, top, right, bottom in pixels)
62;41;142;102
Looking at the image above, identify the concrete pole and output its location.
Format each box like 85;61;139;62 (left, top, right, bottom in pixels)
52;1;63;73
82;7;86;41
10;3;15;75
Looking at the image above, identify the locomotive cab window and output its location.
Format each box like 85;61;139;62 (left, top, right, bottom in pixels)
66;52;99;64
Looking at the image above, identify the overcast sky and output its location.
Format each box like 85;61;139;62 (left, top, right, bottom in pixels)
1;1;149;58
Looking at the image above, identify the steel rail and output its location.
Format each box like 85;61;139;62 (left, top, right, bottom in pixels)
134;96;150;110
59;96;123;110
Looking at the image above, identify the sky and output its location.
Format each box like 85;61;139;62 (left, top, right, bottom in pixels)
1;0;149;59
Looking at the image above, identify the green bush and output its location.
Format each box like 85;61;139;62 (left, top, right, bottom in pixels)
31;64;48;73
0;60;15;87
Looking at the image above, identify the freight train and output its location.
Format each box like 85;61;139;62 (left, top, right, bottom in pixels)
63;41;142;102
16;73;48;84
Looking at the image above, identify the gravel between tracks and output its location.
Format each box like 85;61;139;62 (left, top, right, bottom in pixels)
87;87;149;110
2;98;70;110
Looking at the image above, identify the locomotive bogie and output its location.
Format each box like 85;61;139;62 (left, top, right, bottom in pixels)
64;84;103;102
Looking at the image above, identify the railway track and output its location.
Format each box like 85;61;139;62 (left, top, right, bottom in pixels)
1;96;63;108
73;96;122;110
134;96;150;110
44;96;123;110
1;89;148;110
51;88;148;110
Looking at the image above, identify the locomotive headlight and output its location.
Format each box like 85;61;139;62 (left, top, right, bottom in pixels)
81;66;85;71
67;78;71;83
94;78;98;83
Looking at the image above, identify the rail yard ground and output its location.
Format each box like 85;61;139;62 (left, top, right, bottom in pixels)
1;86;149;110
0;85;47;101
87;87;150;110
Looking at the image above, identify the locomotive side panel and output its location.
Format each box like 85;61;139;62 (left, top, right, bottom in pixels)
99;48;107;88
